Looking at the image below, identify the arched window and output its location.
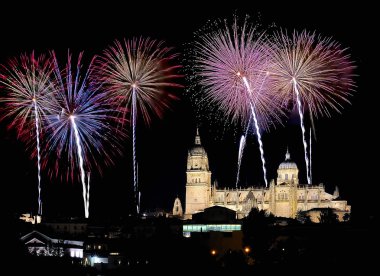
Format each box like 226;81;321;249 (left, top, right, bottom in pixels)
285;174;288;180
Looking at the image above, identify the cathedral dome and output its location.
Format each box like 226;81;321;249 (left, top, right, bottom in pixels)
189;145;206;156
279;149;297;169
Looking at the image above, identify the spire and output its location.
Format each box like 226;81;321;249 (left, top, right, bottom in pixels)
285;147;290;160
172;197;183;217
195;127;201;145
333;186;340;198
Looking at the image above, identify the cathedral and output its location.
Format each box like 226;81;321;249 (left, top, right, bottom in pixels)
184;129;351;220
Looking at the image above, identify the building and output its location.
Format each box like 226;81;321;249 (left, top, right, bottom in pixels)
19;213;41;224
43;219;87;237
185;129;351;220
20;230;83;258
183;206;243;256
172;197;183;217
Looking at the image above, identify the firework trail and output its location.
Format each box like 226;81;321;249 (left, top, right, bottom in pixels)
243;76;268;187
46;51;123;218
70;114;89;217
94;38;182;214
0;52;56;216
235;135;246;190
268;30;355;184
33;99;42;214
309;128;312;184
193;17;283;187
293;79;310;184
132;86;137;214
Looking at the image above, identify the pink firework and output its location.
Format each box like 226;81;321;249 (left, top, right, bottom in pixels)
193;17;284;131
268;30;355;184
193;17;285;187
268;30;355;119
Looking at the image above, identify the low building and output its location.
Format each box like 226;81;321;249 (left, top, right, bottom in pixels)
20;230;83;258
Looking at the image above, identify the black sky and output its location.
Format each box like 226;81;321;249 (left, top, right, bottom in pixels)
0;2;377;220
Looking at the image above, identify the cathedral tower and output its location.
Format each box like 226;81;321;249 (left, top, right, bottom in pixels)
275;148;299;218
185;128;212;217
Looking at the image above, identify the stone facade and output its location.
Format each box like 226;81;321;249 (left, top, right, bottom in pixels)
185;129;351;220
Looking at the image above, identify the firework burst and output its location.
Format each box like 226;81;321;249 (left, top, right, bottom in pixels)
94;38;182;214
0;52;56;215
268;30;355;183
193;17;283;130
192;17;284;187
45;51;124;218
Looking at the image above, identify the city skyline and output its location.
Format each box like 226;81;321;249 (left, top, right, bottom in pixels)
0;3;376;221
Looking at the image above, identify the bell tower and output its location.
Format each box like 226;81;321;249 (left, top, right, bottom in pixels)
185;128;212;218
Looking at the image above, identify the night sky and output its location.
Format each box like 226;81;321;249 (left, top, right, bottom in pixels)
0;2;377;221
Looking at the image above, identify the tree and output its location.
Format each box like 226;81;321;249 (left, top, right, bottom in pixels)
242;208;274;261
318;208;339;224
343;212;351;222
296;210;312;224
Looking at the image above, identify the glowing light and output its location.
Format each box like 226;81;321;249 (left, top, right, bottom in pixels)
244;246;251;254
211;249;217;256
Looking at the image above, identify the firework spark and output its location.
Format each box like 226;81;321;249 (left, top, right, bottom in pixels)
0;52;56;215
45;51;124;218
268;30;355;184
192;17;283;187
95;38;182;214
